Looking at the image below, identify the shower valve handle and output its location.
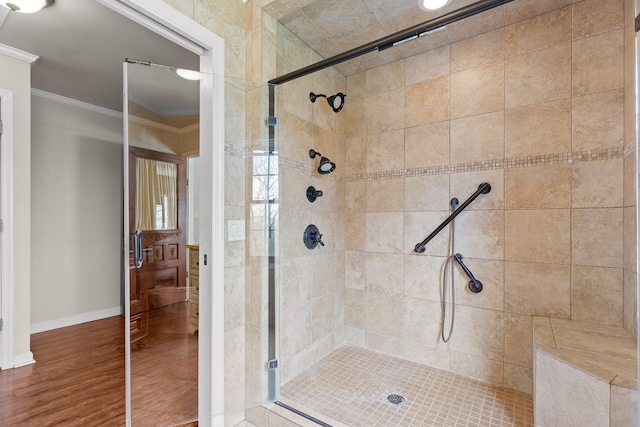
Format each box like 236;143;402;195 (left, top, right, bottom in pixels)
303;224;324;249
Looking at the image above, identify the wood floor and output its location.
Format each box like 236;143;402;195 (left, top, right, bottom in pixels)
0;302;198;426
131;302;198;426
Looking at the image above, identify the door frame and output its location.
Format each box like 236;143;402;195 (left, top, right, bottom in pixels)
0;88;14;370
98;0;226;425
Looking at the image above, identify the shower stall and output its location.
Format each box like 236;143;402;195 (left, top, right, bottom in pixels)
245;0;639;425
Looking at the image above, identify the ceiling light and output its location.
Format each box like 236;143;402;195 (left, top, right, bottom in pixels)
418;0;452;11
1;0;53;13
176;68;201;81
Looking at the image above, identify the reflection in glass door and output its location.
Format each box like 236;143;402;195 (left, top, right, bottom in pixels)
124;60;200;425
0;101;3;368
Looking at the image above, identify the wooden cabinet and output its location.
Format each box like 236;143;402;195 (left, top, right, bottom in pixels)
188;246;199;335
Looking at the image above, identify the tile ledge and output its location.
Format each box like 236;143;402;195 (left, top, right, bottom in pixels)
534;316;638;390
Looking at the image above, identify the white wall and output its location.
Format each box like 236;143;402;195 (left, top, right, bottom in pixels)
0;52;33;362
30;95;123;329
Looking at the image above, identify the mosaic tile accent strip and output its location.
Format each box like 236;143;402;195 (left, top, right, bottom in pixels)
279;157;314;175
225;143;246;157
278;157;347;181
194;142;636;165
346;146;625;182
274;145;628;183
281;345;533;427
624;140;636;157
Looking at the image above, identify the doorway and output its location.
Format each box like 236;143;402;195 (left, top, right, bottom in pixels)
0;0;225;422
0;98;3;368
105;2;226;425
0;88;13;371
128;146;188;345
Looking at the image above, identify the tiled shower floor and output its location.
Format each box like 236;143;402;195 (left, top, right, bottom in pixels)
280;345;533;427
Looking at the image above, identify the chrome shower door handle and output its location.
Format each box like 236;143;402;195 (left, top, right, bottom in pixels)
132;229;143;268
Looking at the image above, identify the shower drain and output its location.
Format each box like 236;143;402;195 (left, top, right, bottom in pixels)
387;394;406;406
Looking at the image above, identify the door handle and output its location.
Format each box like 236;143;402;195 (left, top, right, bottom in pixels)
131;229;143;268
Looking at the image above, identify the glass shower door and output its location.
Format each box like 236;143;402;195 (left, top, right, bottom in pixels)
123;60;200;426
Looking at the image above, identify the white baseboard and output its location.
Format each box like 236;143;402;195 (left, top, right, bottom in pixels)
30;306;123;334
13;351;35;368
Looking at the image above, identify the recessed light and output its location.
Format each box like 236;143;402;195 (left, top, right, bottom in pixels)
1;0;53;13
418;0;452;11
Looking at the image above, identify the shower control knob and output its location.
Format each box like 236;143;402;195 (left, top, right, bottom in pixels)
306;186;323;202
303;224;325;250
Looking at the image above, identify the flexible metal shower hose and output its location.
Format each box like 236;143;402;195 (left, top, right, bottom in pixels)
441;211;456;343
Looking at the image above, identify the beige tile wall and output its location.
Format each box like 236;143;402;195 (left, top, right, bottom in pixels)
341;0;630;395
245;4;276;421
248;0;637;418
623;0;637;339
269;21;348;387
535;350;611;426
155;0;637;424
162;0;254;425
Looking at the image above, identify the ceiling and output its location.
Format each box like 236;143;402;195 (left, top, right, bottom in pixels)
0;0;491;111
0;0;199;113
263;0;492;76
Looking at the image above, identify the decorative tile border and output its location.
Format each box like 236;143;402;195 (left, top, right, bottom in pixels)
256;144;634;183
346;146;626;182
279;157;312;174
278;157;347;181
225;143;246;157
624;140;636;157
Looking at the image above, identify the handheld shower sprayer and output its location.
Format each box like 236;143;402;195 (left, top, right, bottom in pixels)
452;253;483;293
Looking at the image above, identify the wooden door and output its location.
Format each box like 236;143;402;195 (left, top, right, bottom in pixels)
129;146;187;345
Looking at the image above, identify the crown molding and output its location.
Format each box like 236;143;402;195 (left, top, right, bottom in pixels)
31;88;122;118
128;93;198;118
0;43;38;64
31;88;199;134
128;114;199;134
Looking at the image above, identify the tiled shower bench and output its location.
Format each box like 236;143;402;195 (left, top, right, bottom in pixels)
533;317;637;427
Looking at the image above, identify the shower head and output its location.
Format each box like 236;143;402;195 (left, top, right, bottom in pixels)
309;149;336;175
310;92;346;113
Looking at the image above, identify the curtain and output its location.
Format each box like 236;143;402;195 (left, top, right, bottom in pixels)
136;158;177;230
